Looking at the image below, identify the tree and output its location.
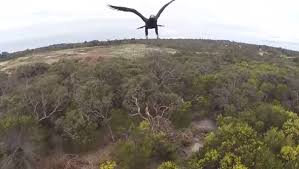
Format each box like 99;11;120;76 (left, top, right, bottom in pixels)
22;75;69;122
263;128;286;153
170;101;192;129
220;153;248;169
0;115;44;169
129;96;174;134
282;118;299;144
191;121;261;169
280;145;299;169
113;121;177;169
0;52;9;59
75;80;115;141
60;110;98;146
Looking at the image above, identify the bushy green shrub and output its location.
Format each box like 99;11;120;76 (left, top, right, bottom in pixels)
113;121;177;169
61;110;98;146
158;161;179;169
99;160;117;169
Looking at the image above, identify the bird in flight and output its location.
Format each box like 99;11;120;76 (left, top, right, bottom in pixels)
108;0;175;39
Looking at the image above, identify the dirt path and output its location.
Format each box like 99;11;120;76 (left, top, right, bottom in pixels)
182;119;217;158
80;143;115;169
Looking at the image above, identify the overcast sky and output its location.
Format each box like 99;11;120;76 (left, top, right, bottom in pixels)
0;0;298;52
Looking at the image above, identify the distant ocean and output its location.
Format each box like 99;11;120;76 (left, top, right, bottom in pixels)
1;35;298;53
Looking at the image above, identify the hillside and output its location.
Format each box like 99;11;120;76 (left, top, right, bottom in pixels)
1;39;299;169
0;43;176;72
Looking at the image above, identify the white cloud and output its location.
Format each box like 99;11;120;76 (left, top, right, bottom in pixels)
0;0;298;51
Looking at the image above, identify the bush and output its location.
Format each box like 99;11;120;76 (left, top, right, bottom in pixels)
113;121;177;169
110;109;133;137
171;101;192;129
158;161;179;169
99;160;117;169
61;110;98;147
0;115;44;169
191;121;260;169
14;62;49;79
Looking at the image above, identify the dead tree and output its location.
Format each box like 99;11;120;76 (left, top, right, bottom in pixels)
130;96;174;134
22;82;68;123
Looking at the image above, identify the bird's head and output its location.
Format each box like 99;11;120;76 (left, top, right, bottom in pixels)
150;15;156;19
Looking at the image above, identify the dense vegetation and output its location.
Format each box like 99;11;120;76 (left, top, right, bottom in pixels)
0;39;299;169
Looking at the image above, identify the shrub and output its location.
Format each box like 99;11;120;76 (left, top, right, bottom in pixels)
113;121;177;169
0;115;44;169
14;62;49;80
99;160;117;169
61;110;98;146
158;161;179;169
171;101;192;129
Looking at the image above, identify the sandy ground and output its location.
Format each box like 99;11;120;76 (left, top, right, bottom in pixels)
182;119;217;158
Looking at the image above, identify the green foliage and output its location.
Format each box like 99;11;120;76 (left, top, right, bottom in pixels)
1;40;299;168
0;115;44;169
75;79;113;118
263;128;287;153
280;145;299;168
99;160;117;169
220;153;248;169
14;62;49;79
255;104;289;130
61;110;98;145
236;103;291;132
189;149;220;169
191;109;299;169
113;121;177;169
282;118;299;144
254;146;284;169
114;140;151;169
0;115;35;132
171;101;192;129
110;109;133;136
157;161;179;169
281;145;299;161
203;121;260;168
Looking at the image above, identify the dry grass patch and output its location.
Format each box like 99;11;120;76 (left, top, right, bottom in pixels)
0;44;177;72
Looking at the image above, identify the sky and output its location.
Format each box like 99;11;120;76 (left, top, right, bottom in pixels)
0;0;298;52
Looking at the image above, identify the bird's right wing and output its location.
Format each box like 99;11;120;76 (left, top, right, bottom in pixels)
108;5;148;22
155;0;175;19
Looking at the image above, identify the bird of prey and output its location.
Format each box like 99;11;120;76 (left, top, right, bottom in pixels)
108;0;175;39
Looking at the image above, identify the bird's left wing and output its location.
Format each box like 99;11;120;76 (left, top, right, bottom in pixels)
108;5;148;22
155;0;175;19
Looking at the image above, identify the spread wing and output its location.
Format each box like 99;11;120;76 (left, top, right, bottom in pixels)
156;0;175;19
108;5;148;22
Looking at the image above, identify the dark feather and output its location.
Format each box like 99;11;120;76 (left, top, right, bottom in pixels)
156;0;175;19
108;5;148;22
